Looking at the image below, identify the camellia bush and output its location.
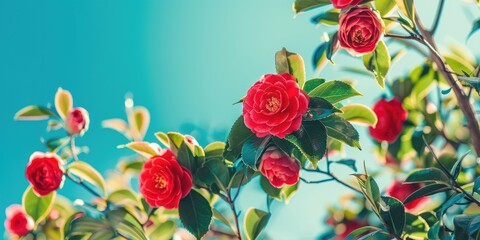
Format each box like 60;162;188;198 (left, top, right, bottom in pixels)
5;0;480;239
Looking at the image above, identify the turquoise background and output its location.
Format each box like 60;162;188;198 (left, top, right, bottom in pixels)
1;0;479;239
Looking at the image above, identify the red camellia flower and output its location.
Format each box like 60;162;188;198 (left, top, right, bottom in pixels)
386;180;429;212
4;204;34;237
65;107;90;136
259;146;301;188
139;149;193;209
243;73;309;139
331;0;361;9
369;98;407;143
26;152;64;196
339;6;384;56
336;219;368;240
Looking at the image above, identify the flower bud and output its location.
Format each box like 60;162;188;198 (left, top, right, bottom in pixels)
65;107;90;136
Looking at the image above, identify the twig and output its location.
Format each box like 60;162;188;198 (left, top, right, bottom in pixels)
65;171;104;199
70;137;79;161
430;0;445;35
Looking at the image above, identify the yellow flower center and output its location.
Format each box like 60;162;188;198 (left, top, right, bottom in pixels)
265;97;280;113
154;174;167;189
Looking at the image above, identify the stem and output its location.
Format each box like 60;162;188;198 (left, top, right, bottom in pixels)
210;227;238;238
430;0;445;35
65;171;104;199
70;137;79;161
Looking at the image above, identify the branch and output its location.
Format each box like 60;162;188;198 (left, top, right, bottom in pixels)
430;0;445;35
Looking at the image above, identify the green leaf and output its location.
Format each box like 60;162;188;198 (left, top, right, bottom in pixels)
473;177;480;194
380;196;405;236
345;226;383;240
404;213;429;239
334;159;357;172
196;158;230;192
451;151;471;180
55;88;73;119
177;141;197;173
362;41;391;88
68;161;107;197
67;217;114;239
123;141;158;159
224;116;254;161
436;193;465;220
147;220;176;240
396;0;415;25
405;168;450;185
321;115;361;149
22;186;56;226
102;119;131;139
45;137;70;152
244;208;271;240
260;176;282;199
293;0;331;14
312;32;339;70
128;107;150;140
242;136;270;170
304;97;341;121
338;104;378;127
467;18;480;40
454;215;480;240
309;80;362;103
375;0;397;16
14;105;57;120
212;209;235;232
310;9;340;26
116;158;144;174
167;132;186;151
179;190;213;239
459;76;480;95
154;132;170;147
275;48;306;89
285;121;327;167
204;142;226;160
304;78;325;93
404;183;451;204
108;189;139;207
106;208;148;240
365;176;381;210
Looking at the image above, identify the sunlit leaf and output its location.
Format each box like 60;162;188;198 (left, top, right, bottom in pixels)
380;196;405;236
338;104;378;127
22;186;56;226
321;115;361;149
310;9;339;26
309;80;362;103
362;41;391;88
14;105;56;120
293;0;331;14
122;141;158;159
55;88;73;119
244;208;270;240
68;161;107;197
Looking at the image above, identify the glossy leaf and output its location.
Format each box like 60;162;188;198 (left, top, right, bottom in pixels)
454;215;480;240
396;0;415;25
375;0;397;16
458;76;480;94
285;121;327;167
451;151;471;180
45;137;70;152
55;88;73;119
212;209;235;232
177;141;197;173
244;208;271;240
362;41;391;88
293;0;331;14
380;196;405;236
309;80;362;103
321;115;361;149
196;158;230;192
179;190;213;239
204;142;226;160
67;217;114;239
338;104;378;127
467;18;480;40
108;189;139;207
405;168;450;185
106;208;148;240
225;116;254;161
68;161;107;197
310;9;340;26
304;97;341;121
123;141;158;159
275;48;306;89
436;193;465;220
147;220;176;240
304;78;325;93
14;105;56;120
154;132;170;147
404;183;451;204
22;186;56;225
345;226;383;240
127;107;150;141
242;136;270;170
312;32;339;70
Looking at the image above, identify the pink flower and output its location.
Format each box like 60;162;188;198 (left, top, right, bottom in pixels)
65;108;90;136
243;73;309;139
4;205;34;237
339;6;384;56
26;152;64;196
259;146;301;188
